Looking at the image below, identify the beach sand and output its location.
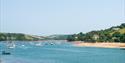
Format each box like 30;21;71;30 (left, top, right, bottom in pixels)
73;42;125;48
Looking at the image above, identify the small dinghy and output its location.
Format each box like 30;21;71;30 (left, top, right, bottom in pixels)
2;51;11;55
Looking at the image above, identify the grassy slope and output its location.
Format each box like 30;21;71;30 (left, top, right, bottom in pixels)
110;28;125;35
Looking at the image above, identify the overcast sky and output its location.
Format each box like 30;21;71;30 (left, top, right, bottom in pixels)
0;0;124;35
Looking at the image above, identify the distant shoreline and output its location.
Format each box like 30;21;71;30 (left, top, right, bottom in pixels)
73;41;125;48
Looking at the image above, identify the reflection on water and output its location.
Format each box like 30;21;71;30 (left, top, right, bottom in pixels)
0;41;125;63
120;48;125;50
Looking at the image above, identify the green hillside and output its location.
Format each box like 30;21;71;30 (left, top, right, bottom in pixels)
110;28;125;35
67;23;125;42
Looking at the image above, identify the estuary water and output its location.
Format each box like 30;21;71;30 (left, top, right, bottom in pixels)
0;41;125;63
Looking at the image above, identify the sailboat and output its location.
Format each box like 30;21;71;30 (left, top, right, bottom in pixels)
7;41;16;49
2;41;12;55
2;37;15;55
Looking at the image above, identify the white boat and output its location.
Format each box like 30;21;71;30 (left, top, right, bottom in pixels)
7;41;16;49
21;45;25;47
35;42;42;46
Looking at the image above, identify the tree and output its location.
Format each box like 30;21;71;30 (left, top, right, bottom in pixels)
112;32;121;42
67;35;75;41
120;33;125;42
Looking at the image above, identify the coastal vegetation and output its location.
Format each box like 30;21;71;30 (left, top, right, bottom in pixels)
67;23;125;43
0;23;125;42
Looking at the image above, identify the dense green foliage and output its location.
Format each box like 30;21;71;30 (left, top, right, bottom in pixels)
67;23;125;43
0;33;40;41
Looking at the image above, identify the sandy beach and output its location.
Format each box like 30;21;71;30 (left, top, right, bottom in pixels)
73;42;125;48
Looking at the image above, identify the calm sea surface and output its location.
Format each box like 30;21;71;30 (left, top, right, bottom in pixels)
0;41;125;63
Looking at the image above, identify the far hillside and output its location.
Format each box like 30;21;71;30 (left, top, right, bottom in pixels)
0;33;45;41
45;35;68;40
